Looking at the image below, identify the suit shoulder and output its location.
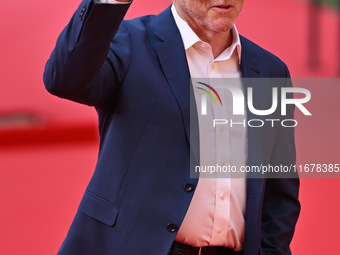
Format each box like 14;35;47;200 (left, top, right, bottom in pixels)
121;14;157;32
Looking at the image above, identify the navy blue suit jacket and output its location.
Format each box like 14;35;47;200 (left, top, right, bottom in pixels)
43;1;300;255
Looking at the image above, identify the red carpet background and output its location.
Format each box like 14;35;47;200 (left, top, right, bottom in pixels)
0;0;339;254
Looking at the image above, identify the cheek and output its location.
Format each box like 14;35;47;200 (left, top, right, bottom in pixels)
236;1;245;14
189;3;207;21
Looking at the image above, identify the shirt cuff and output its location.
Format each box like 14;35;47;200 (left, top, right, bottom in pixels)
95;0;131;4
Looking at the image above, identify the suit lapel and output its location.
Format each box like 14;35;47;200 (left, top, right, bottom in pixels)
240;37;266;226
240;36;261;79
154;7;200;165
241;36;266;170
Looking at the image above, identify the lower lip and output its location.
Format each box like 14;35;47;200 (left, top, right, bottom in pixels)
211;6;233;14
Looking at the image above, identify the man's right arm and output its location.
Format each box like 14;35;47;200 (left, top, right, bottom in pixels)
43;0;131;107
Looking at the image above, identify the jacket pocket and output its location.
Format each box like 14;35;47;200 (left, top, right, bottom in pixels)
78;190;119;226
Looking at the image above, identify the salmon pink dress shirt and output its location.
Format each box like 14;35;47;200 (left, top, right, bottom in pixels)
171;5;247;251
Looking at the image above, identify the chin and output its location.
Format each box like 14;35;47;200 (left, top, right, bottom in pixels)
209;21;234;33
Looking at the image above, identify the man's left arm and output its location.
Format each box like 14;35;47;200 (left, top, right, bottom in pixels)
261;64;301;255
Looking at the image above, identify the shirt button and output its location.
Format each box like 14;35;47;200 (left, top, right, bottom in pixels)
167;223;178;233
184;183;195;193
220;193;226;200
217;227;223;234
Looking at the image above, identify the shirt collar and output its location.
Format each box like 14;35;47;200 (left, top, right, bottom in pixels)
171;4;242;64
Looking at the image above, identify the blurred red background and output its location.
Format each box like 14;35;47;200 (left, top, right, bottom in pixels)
0;0;339;254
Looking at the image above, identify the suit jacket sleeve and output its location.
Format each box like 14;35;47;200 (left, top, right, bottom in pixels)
261;64;301;255
43;0;131;107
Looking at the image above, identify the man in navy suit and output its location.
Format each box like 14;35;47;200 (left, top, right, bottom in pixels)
43;0;300;254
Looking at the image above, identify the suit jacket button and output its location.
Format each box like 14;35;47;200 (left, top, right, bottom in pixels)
167;223;178;233
184;183;195;192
